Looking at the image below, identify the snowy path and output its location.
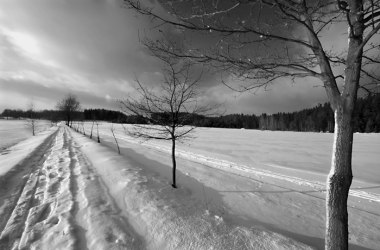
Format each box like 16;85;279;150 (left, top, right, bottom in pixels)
0;126;142;250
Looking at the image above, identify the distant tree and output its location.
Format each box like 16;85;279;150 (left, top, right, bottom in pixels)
1;109;11;119
120;54;215;188
25;102;37;136
110;124;121;154
56;94;81;127
95;120;101;143
90;120;95;139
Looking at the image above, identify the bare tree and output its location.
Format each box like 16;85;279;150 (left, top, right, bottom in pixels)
120;55;215;188
26;102;37;136
110;124;121;154
80;120;85;135
90;120;95;139
56;93;81;127
124;0;380;249
95;121;101;143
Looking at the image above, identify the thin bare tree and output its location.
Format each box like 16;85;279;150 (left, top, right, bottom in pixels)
26;102;37;136
90;120;95;139
95;121;101;143
81;120;86;135
110;124;121;154
120;55;216;188
124;0;380;249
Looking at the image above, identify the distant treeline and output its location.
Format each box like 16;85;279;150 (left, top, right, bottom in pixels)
84;109;124;122
0;109;62;122
1;94;379;132
192;94;380;133
83;109;139;123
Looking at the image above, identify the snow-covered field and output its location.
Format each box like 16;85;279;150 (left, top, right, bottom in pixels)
0;121;379;249
0;120;52;150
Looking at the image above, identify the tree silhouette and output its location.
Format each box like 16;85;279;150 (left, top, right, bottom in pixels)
120;54;215;188
56;94;81;127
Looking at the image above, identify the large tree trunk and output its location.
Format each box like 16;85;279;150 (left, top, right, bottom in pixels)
171;138;177;188
324;3;363;248
325;105;354;250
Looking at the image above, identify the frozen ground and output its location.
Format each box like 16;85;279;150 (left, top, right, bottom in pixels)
0;121;379;249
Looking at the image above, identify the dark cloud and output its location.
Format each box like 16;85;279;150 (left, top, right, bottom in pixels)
204;77;328;115
0;0;333;115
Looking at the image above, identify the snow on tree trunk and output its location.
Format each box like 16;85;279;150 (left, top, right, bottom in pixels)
325;104;355;250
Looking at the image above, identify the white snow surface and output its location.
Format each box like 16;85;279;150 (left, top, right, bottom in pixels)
0;121;379;249
0;123;57;177
0;120;52;150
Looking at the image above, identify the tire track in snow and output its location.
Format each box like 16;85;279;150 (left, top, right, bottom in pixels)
0;128;59;249
0;125;143;250
0;126;78;249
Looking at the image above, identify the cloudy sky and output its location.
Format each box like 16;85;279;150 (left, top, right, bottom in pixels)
0;0;331;115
